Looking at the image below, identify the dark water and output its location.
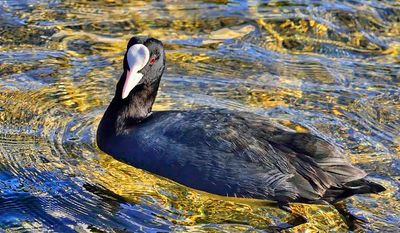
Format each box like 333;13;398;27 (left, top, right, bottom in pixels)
0;0;399;232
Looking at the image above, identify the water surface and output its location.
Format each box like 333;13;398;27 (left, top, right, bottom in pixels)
0;0;399;232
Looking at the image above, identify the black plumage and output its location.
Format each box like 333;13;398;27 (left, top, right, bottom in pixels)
97;36;385;207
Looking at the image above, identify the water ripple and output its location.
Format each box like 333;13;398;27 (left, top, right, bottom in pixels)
0;0;399;232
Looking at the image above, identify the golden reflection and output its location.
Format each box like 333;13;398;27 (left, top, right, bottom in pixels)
247;88;302;109
207;25;255;41
256;15;386;54
0;0;398;231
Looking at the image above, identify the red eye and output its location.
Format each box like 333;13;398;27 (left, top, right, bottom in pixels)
149;57;156;65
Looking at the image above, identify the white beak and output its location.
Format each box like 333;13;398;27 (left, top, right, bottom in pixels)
122;44;150;99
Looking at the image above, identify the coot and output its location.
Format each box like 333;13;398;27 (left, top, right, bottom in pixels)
97;36;384;209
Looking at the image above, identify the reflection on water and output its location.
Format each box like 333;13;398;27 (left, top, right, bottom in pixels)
0;0;399;232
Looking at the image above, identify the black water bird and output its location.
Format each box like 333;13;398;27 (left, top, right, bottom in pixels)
97;36;384;214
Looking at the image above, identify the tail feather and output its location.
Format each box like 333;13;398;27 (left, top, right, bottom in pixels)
344;179;386;194
321;164;366;183
322;179;385;203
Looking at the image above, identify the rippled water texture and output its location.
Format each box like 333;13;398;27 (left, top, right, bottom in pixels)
0;0;399;232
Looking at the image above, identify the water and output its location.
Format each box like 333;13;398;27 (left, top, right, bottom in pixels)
0;0;399;232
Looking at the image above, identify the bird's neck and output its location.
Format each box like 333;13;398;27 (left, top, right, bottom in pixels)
100;80;160;135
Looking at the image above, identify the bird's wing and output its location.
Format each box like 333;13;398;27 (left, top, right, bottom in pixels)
269;132;366;183
137;110;364;202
